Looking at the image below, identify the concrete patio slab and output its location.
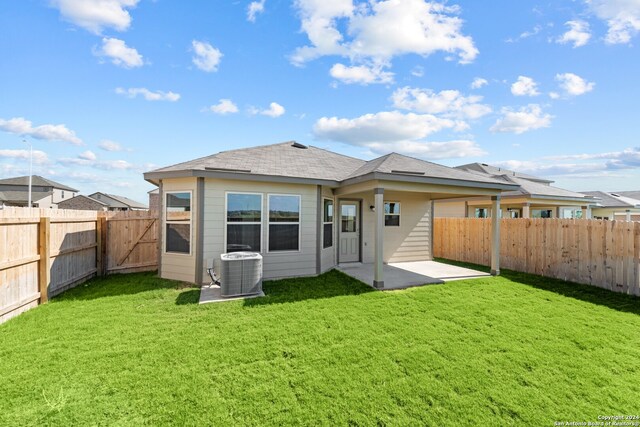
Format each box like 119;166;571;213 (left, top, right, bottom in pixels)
337;260;490;290
199;284;265;304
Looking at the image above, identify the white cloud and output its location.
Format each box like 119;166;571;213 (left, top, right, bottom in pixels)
208;99;239;115
115;87;181;102
313;111;459;144
79;150;97;161
494;147;640;177
549;92;560;99
0;149;49;164
191;40;222;72
470;77;488;89
95;37;143;68
511;76;540;96
250;102;286;118
490;104;553;134
291;0;477;67
365;140;486;159
98;140;128;152
329;63;394;85
0;117;82;145
555;72;595;96
58;155;135;171
557;20;591;47
391;86;492;120
411;66;424;77
586;0;640;44
247;0;266;22
50;0;139;34
506;24;543;43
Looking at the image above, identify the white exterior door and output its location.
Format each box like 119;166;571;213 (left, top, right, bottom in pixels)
339;201;360;263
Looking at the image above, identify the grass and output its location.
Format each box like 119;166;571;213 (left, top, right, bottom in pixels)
1;268;639;426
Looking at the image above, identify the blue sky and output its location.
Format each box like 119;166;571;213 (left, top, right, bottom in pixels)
1;0;639;203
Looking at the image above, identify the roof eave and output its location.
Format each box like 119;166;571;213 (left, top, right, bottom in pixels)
341;172;521;191
529;194;599;203
143;169;341;187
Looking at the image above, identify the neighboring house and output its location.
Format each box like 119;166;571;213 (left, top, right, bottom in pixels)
88;192;148;211
148;188;159;212
57;195;109;211
143;141;520;288
0;175;78;208
581;191;640;221
434;163;598;219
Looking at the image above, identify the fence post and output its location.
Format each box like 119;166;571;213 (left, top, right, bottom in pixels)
96;216;105;276
38;217;50;304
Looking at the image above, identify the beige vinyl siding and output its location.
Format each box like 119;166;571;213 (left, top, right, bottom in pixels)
340;190;432;264
202;178;318;282
320;186;336;273
434;200;466;218
161;177;197;283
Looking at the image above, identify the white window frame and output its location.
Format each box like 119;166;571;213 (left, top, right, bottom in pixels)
164;190;193;256
323;197;334;249
267;193;302;254
224;192;263;254
384;201;401;227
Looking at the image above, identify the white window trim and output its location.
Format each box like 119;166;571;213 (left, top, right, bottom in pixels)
384;201;401;226
224;191;263;254
267;193;302;254
323;197;334;249
164;190;193;256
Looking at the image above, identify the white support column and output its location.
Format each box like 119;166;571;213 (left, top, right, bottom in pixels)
374;188;384;289
491;195;501;276
626;209;632;222
522;202;530;219
582;205;592;219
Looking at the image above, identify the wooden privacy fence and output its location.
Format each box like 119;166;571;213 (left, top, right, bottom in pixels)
434;218;640;296
0;207;159;323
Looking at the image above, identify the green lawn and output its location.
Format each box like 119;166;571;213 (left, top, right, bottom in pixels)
1;267;639;426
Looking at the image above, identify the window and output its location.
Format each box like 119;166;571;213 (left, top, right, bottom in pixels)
165;192;191;254
532;209;553;219
323;199;333;249
384;202;400;226
61;191;65;199
226;193;262;253
475;208;489;218
268;194;300;252
341;204;356;232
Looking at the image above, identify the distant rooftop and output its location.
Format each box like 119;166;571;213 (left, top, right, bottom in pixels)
581;191;640;208
89;192;147;209
0;175;78;192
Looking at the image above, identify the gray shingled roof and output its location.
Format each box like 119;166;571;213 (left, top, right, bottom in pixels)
456;163;594;201
88;192;147;209
456;163;554;184
615;190;640;200
581;191;640;208
59;195;109;207
148;142;513;187
151;141;366;182
0;175;78;192
344;153;510;185
0;190;51;203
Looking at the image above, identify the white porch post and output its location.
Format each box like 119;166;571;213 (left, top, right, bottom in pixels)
582;205;592;219
522;202;530;219
626;209;632;222
374;187;384;289
491;195;501;276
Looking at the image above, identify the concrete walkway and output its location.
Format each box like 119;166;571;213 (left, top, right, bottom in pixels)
337;260;490;290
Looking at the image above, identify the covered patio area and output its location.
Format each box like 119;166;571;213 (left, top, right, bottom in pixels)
337;261;490;290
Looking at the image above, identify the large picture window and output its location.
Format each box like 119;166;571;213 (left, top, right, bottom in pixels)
165;192;192;254
268;194;300;252
384;202;400;226
323;199;333;249
226;193;262;253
